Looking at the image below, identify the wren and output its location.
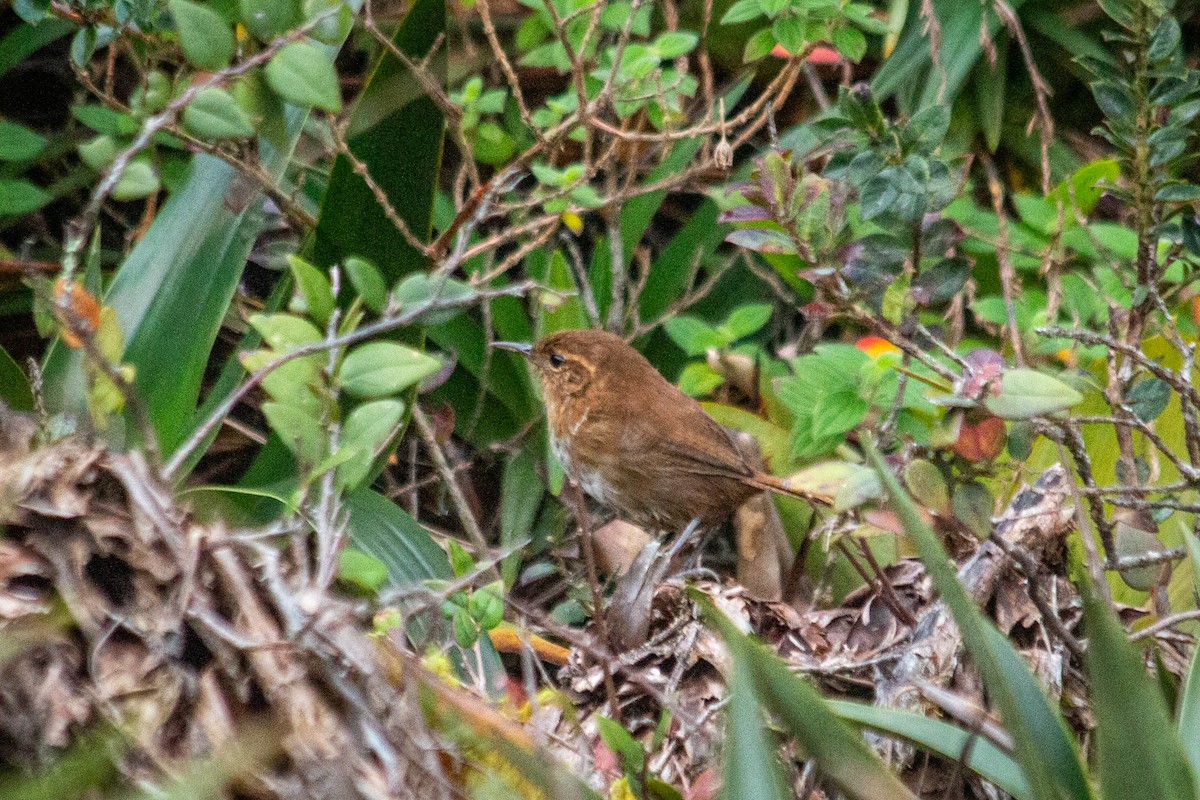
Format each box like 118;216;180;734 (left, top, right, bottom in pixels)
496;329;820;532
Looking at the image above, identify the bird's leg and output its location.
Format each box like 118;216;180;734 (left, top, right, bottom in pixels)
665;517;705;564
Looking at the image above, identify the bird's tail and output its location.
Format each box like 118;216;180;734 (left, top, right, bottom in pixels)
745;471;833;506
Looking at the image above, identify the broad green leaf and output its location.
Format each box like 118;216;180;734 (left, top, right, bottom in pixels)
344;487;452;640
337;548;388;592
287;254;335;326
678;363;724;397
1083;584;1196;800
336;398;405;490
311;0;444;283
973;36;1008;152
262;400;324;463
0;119;46;160
984;369;1083;419
248;312;323;349
0;346;34;411
303;0;354;44
392;273;473;325
338;341;439;397
903;459;949;512
652;31;698;59
169;0;234;70
1048;159;1119;217
1127;378;1170;423
344;256;388;313
500;446;541;586
110;160;160;201
182;87;256;140
265;42;342;112
1114;521;1164;592
664;316;722;355
0;179;50;215
771;16;805;55
239;0;301;41
78;135;118;169
832;25;867;62
717;659;789;800
828;701;1029;799
596;717;646;779
720;303;773;340
721;0;761;24
540;249;586;333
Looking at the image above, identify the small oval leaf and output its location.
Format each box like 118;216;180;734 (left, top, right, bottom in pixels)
338;341;440;398
983;369;1083;419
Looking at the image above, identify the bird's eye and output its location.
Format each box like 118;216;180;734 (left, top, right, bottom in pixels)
549;353;565;368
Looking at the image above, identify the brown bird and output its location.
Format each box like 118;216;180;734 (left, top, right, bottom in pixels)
496;329;822;532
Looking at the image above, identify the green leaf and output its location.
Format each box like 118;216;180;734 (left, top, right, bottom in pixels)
1114;521;1162;592
265;42;342;112
859;174;899;219
1178;570;1200;778
338;548;389;592
1127;378;1170;423
346;488;450;588
12;0;51;24
1155;184;1200;202
1147;16;1181;62
828;701;1028;799
1083;584;1196;800
678;363;724;397
743;27;776;62
0;179;50;215
0;345;34;411
344;257;388;313
1092;81;1133;118
721;0;762;25
249;312;323;349
468;581;504;630
78;135;118;170
652;30;698;58
664;316;722;355
336;398;405;490
182;87;256;140
338;341;439;398
832;25;867;63
286;254;335;326
447;539;473;577
717;659;789;800
771;16;805;55
903;459;948;512
984;369;1083;419
262;400;324;463
239;0;301;41
392;273;474;325
500;446;541;586
0;120;46;161
110;160;160;201
1049;159;1119;216
241;347;323;412
453;607;478;647
908;104;951;149
169;0;235;70
721;303;772;340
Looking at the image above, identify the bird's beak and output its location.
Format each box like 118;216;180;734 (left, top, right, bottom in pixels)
493;341;533;357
